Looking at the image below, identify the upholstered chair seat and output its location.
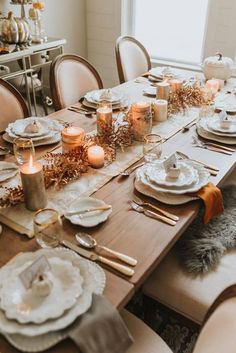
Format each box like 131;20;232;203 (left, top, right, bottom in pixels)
50;54;103;111
0;78;29;132
116;36;151;83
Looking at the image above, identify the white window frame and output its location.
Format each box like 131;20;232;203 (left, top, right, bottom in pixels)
121;0;211;70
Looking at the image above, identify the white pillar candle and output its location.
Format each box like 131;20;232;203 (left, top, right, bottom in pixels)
169;79;183;93
152;99;168;122
96;103;113;136
20;156;47;211
87;145;105;168
156;81;170;100
61;126;85;153
206;79;220;97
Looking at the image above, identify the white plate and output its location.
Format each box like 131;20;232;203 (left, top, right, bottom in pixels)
146;162;198;188
0;248;106;336
134;177;198;205
65;197;112;227
82;98;122;110
136;161;210;195
6;119;63;142
143;86;156;97
8;117;49;138
207;116;236;134
197;125;236;145
85;89;123;104
215;103;236;113
198;118;236;137
0;257;83;324
3;131;61;147
0;162;18;183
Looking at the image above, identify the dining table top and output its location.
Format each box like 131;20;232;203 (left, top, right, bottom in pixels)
0;73;236;352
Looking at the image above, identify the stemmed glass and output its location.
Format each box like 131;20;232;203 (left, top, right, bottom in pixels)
33;208;63;248
143;134;162;164
13;137;35;165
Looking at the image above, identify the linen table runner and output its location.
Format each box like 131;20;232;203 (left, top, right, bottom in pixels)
0;110;199;237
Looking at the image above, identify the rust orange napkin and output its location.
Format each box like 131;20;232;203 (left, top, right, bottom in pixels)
190;183;224;224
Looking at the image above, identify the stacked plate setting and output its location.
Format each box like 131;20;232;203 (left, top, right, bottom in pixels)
0;248;106;352
4;117;63;147
83;89;125;110
135;160;210;205
197;116;236;145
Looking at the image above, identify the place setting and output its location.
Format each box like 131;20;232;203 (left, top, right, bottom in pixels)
3;117;64;147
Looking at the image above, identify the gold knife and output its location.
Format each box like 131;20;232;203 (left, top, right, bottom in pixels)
61;240;134;277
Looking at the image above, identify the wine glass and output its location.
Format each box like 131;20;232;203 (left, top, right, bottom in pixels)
13;138;35;165
33;208;63;248
143;134;162;164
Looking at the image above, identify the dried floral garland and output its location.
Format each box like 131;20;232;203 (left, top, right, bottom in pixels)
168;84;212;116
0;113;134;207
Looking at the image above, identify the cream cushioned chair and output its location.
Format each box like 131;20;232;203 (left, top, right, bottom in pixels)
122;284;236;353
115;36;151;83
50;54;103;111
143;171;236;325
0;78;29;133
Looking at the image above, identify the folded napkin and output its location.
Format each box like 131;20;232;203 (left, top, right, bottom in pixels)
190;183;224;224
68;294;133;353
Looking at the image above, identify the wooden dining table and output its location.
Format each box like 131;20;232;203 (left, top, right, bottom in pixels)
0;74;236;352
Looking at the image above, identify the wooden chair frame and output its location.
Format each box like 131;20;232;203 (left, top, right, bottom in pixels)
50;54;103;111
115;36;151;84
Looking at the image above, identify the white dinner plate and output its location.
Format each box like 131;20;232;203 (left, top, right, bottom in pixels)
0;248;106;336
207;116;236;134
215;103;236;113
3;131;61;147
146;162;199;188
65;197;112;227
82;98;122;110
0;257;84;324
143;86;156;97
8;117;49;138
0;162;18;183
85;89;123;104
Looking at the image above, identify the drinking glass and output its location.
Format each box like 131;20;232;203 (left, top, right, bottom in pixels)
13;138;35;165
143;134;162;163
34;208;63;248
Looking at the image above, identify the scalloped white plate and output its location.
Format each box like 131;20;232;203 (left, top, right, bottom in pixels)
85;89;123;104
0;248;106;336
0;162;18;183
197;125;236;145
0;257;83;324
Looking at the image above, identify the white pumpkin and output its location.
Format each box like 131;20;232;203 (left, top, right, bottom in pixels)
202;53;235;80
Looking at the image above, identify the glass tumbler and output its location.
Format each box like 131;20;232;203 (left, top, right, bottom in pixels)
13;138;35;165
143;134;162;163
34;208;63;248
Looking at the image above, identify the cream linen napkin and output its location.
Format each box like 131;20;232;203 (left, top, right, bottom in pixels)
68;294;133;353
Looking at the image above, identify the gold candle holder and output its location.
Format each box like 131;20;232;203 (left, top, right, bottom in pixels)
61;126;85;153
130;102;152;141
96;101;113;137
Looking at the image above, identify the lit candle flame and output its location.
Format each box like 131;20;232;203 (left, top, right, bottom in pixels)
29;154;34;168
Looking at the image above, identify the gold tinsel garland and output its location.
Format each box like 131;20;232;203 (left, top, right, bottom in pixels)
168;84;212;116
0;113;134;207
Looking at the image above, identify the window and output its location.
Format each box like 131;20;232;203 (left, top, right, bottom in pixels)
130;0;209;65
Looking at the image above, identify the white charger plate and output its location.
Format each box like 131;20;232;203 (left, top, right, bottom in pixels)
65;197;112;227
146;162;198;188
3;131;61;147
206;116;236;134
82;98;122;110
0;162;18;183
137;162;209;195
8;117;49;138
0;257;84;324
197;125;236;145
0;248;106;336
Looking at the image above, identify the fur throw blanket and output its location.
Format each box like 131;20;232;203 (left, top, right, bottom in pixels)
176;185;236;275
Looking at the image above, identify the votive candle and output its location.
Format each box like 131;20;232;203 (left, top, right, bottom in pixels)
131;101;152;141
61;126;85;153
96;103;113;136
87;145;105;168
169;79;183;93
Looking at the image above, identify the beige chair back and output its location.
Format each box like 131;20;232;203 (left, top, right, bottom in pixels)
0;78;29;133
193;285;236;353
116;36;151;83
50;54;103;111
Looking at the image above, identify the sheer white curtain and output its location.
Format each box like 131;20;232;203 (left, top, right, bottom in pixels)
132;0;209;65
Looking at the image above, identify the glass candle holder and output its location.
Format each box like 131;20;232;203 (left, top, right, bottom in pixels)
96;101;113;137
143;134;162;163
130;102;152;141
13;138;35;165
61;126;85;153
34;208;63;248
